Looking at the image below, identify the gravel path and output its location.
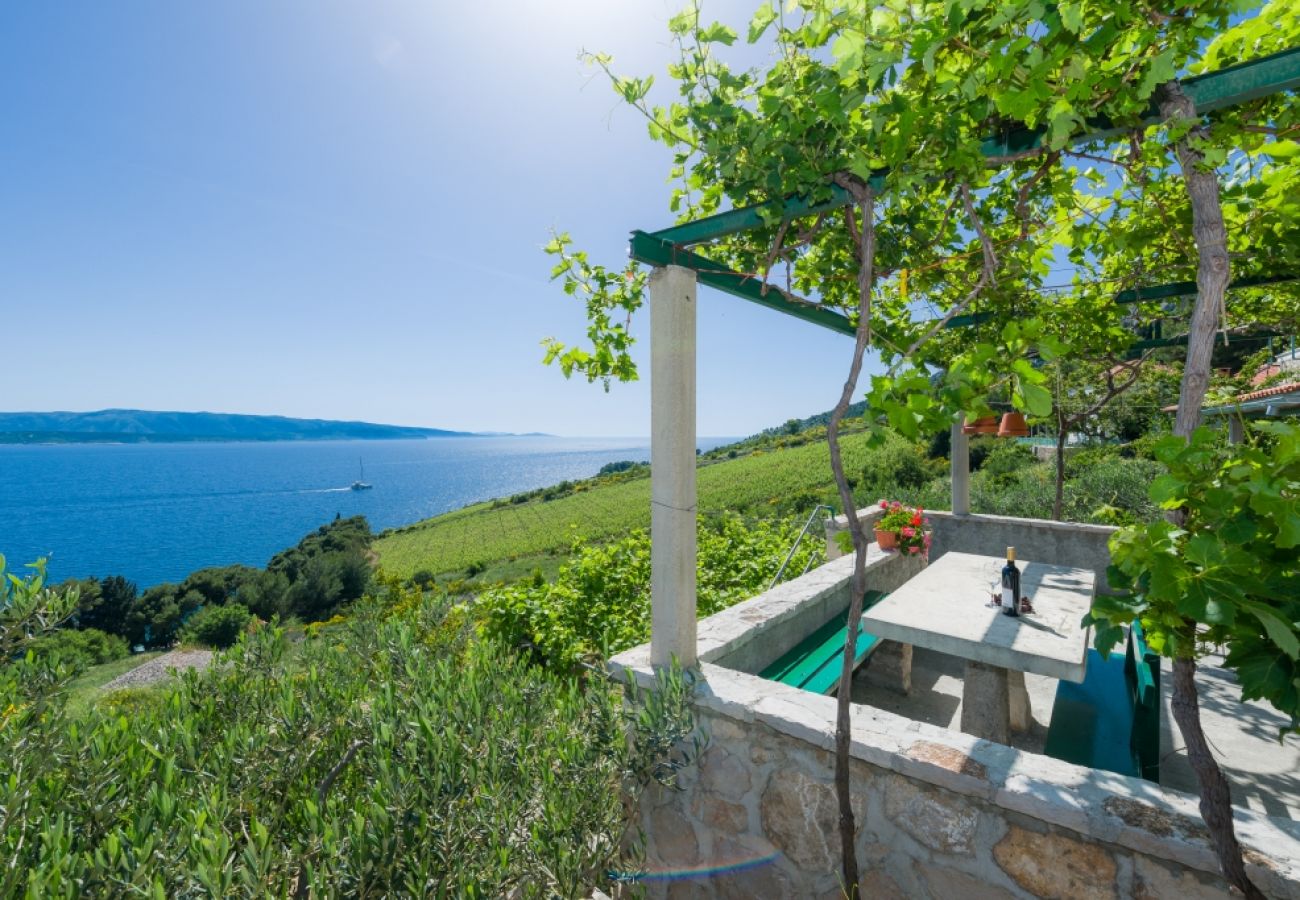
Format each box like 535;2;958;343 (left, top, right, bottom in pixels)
101;649;215;692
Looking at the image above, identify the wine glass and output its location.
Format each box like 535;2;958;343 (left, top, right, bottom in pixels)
986;560;1002;607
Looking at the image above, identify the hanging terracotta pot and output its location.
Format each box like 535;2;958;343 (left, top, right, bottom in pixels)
962;416;999;435
873;529;899;550
998;412;1029;438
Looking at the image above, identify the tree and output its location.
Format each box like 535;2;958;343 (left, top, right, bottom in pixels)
75;574;138;638
1044;354;1154;520
125;585;202;649
546;1;1299;893
181;603;252;649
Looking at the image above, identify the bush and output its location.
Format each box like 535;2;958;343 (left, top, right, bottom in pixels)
1063;444;1121;476
597;460;642;476
971;464;1056;519
27;627;129;670
858;432;931;495
1065;458;1164;524
477;514;822;670
180;603;252;649
2;592;699;896
97;685;168;717
967;436;999;471
979;441;1037;485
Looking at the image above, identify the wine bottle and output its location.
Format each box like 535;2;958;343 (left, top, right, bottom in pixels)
1001;547;1020;617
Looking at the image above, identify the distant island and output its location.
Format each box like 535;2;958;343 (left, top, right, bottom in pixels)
0;409;487;444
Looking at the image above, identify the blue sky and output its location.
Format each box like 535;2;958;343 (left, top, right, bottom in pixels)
1;1;869;437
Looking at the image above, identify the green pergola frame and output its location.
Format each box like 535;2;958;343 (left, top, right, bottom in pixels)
627;46;1300;339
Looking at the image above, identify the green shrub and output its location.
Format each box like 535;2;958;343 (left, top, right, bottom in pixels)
2;583;700;896
971;464;1056;519
858;432;931;495
1065;458;1164;524
968;436;999;471
1122;429;1173;461
28;627;129;670
979;441;1037;485
97;685;168;717
180;603;252;649
477;514;821;670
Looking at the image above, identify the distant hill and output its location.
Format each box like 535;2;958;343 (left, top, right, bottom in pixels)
0;409;478;444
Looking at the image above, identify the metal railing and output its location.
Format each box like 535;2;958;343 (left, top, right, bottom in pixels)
769;504;837;589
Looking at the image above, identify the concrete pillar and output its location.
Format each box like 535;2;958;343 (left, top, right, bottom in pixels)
650;265;698;670
1228;415;1245;445
951;418;971;516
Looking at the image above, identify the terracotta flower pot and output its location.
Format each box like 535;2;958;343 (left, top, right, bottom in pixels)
998;412;1029;438
874;529;898;550
962;415;999;435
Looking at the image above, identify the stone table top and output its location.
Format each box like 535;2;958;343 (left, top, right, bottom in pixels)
860;551;1095;682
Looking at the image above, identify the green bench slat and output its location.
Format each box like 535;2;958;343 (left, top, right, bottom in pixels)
801;630;881;695
759;591;888;696
1043;648;1141;777
1130;622;1161;781
760;614;846;685
1132;621;1159;708
1044;621;1161;782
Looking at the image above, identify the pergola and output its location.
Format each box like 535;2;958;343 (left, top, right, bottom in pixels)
633;46;1300;670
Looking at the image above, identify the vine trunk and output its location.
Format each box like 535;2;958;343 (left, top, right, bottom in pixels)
1160;79;1261;899
827;185;877;897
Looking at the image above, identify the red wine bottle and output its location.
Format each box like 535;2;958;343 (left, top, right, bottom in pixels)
1001;547;1020;617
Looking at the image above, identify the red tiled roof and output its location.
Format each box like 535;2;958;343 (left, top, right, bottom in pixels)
1252;364;1282;386
1160;380;1300;412
1231;380;1300;404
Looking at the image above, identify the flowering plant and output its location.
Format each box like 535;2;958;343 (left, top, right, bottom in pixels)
875;500;931;557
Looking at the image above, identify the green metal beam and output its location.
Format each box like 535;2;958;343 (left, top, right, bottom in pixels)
1114;272;1299;304
628;231;856;336
647;184;859;247
1183;45;1300;113
627;230;1294;342
645;46;1300;249
944;311;994;329
1126;329;1282;353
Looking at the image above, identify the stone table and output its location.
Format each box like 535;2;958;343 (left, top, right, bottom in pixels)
860;550;1095;744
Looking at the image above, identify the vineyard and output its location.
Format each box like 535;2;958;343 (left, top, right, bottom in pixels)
374;431;880;579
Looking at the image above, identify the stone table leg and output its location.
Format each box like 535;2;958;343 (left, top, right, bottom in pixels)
960;660;1009;744
1008;669;1031;732
861;640;913;695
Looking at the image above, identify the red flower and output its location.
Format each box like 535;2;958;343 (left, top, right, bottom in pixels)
910;513;922;526
879;499;888;509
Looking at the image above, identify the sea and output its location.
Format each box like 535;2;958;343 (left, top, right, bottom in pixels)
0;436;733;587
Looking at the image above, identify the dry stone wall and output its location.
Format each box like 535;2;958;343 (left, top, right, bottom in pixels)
633;706;1294;898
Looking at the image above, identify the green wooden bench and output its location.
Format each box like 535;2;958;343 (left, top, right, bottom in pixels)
758;591;888;695
1044;621;1161;782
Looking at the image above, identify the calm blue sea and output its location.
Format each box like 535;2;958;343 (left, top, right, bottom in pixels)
0;437;732;587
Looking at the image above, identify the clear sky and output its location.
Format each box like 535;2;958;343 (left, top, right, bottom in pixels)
1;1;873;437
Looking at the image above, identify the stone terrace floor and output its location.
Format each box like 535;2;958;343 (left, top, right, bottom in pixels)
852;646;1300;822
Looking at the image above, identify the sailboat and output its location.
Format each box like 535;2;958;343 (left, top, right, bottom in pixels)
350;457;373;491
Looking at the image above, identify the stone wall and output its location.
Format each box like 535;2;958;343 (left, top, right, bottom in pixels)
617;667;1300;899
828;508;1120;594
